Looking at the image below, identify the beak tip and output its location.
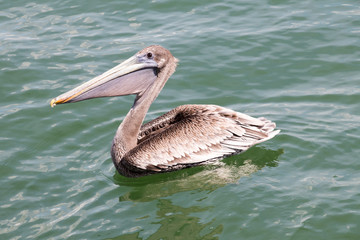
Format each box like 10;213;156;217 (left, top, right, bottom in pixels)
50;98;57;108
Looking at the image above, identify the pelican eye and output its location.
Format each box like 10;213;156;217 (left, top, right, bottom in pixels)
147;52;153;59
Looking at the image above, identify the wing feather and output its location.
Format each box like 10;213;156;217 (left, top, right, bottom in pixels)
122;105;279;172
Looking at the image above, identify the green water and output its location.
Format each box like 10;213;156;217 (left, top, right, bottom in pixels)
1;0;360;239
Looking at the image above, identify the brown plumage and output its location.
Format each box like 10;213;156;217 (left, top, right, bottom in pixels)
51;45;280;177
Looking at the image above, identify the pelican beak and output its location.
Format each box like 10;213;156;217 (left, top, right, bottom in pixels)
50;54;158;107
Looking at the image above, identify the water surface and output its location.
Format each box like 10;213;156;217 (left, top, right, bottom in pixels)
1;0;360;239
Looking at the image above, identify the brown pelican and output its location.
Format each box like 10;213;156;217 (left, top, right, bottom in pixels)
51;45;280;177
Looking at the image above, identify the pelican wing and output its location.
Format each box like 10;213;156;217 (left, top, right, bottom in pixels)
122;105;279;172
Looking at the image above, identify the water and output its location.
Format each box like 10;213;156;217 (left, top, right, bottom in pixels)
1;0;360;239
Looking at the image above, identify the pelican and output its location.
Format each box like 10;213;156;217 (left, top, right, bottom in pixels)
51;45;280;177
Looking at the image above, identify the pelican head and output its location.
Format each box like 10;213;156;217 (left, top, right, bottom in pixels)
50;45;177;107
